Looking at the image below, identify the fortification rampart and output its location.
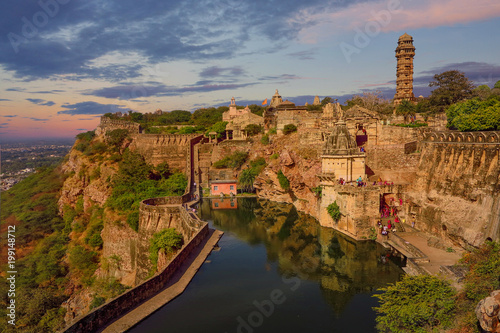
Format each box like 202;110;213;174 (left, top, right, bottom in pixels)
95;117;141;136
407;130;500;247
63;135;211;332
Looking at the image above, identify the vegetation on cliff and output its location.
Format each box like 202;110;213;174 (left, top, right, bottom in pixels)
213;150;249;169
446;97;500;131
374;240;500;332
0;167;68;332
327;201;341;222
149;229;184;268
374;275;456;333
277;169;290;190
107;149;187;231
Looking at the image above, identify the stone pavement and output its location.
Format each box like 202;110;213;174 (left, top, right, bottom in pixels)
384;226;464;277
100;228;224;333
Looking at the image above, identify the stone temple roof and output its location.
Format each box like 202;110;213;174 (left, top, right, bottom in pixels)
399;32;412;41
323;120;361;156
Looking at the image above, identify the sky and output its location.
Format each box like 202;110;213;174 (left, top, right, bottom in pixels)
1;0;500;140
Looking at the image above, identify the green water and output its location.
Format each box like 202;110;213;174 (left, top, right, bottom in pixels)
129;198;404;333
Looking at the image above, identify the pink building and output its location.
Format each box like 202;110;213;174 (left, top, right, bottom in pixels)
210;180;237;196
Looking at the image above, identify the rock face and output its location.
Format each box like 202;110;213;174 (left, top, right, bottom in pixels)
477;290;500;333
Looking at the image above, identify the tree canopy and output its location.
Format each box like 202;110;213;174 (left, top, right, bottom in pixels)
446;98;500;131
428;70;475;113
396;99;416;122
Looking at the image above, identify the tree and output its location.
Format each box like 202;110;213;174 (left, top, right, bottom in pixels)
428;70;475;113
244;124;263;136
374;275;456;333
446;98;500;131
327;201;341;221
474;84;491;100
344;91;393;115
283;124;297;135
494;80;500;89
149;228;184;267
321;97;333;106
248;104;266;116
396;99;416;122
239;168;256;193
206;121;228;139
277;169;290;190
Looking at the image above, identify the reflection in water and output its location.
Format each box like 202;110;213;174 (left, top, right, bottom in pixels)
201;198;403;316
130;197;404;333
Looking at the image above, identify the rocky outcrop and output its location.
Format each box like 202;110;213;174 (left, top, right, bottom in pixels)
477;290;500;333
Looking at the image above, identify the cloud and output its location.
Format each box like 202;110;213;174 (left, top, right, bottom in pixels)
286;49;318;60
26;117;49;122
76;128;88;131
199;66;245;78
57;101;130;115
85;82;256;99
417;62;500;86
0;0;368;81
295;0;500;42
26;98;56;106
5;87;25;92
0;123;9;128
0;98;11;101
3;115;17;118
31;90;66;94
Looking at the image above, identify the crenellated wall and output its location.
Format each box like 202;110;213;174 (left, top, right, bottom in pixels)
95;117;141;136
407;131;500;247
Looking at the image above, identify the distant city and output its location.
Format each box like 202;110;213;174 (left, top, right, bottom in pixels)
1;139;73;191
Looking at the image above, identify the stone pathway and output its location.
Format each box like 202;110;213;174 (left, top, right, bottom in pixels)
100;228;224;333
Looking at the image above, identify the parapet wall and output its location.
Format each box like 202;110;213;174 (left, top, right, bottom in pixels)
129;134;203;168
424;131;500;144
95;117;141;136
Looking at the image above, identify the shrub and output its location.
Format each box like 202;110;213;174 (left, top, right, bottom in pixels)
106;129;129;147
126;211;139;232
327;201;341;221
270;153;279;160
76;130;95;142
283;124;297;135
213;151;249;169
149;228;184;267
277;169;290;190
269;127;277;135
261;134;269;145
90;296;106;310
374;275;456;333
244;124;263;136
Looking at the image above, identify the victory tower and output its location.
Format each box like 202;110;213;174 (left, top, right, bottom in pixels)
394;33;415;105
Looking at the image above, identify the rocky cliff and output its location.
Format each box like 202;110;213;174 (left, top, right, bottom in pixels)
407;131;500;248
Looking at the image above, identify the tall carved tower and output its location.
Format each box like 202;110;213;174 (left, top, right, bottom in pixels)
394;33;415;105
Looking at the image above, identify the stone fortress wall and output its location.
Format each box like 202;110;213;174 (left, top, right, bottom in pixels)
95;116;141;136
406;130;500;247
63;128;210;333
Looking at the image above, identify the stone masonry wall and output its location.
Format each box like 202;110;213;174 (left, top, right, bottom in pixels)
95;117;141;136
407;131;500;247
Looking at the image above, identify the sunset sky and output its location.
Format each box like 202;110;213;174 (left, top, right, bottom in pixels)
1;0;500;140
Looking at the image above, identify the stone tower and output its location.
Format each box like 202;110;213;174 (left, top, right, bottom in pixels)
394;33;415;105
270;89;283;107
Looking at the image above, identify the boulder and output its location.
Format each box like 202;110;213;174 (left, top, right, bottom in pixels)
476;290;500;332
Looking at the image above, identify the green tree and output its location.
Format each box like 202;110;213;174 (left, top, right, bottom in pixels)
244;124;263;136
106;129;129;147
149;228;184;267
494;80;500;89
239;168;256;192
277;169;290;190
206;121;228;139
327;201;341;221
446;98;500;131
428;70;475;113
345;91;393;115
283;124;297;135
321;97;333;106
474;84;491;100
396;99;416;122
374;275;456;333
248;104;266;116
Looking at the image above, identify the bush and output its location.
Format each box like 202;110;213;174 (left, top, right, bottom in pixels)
283;124;297;135
213;151;249;169
374;275;456;333
244;124;263;136
277;169;290;190
149;228;184;267
76;130;95;142
106;129;129;147
327;201;341;221
261;134;269;145
126;211;139;232
269;127;277;135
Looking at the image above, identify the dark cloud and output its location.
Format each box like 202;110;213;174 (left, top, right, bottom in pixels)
3;115;17;118
260;74;303;81
31;90;65;94
0;98;11;101
85;82;255;99
415;62;500;87
76;128;88;131
5;87;25;92
199;66;245;78
57;101;130;115
0;0;370;81
26;98;55;106
286;49;317;60
27;117;49;121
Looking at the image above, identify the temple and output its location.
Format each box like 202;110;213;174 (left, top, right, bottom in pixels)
394;33;416;105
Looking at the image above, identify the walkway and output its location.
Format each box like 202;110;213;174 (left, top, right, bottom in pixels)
100;228;224;333
381;226;464;278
